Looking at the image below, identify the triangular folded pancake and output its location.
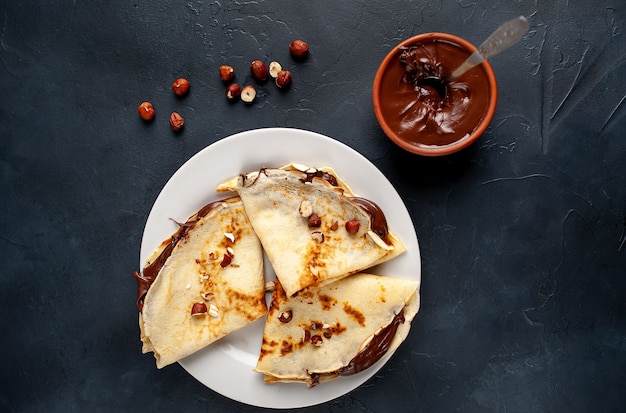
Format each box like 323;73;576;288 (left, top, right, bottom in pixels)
134;197;267;368
254;273;419;386
217;164;406;296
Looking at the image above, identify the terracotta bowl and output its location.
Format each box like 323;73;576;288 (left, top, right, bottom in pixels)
372;32;497;156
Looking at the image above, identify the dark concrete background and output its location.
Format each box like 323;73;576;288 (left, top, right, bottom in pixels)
1;1;625;412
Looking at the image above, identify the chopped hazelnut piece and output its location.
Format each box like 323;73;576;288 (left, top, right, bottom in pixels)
220;254;232;267
208;302;220;318
311;231;324;243
299;200;313;217
201;291;214;301
310;335;323;346
308;213;322;228
345;219;360;234
278;310;293;323
191;302;208;316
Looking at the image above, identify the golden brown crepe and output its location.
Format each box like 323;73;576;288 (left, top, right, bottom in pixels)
136;197;267;368
254;273;419;386
216;164;406;296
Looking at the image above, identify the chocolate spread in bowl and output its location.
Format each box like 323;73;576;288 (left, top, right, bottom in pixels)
377;37;493;148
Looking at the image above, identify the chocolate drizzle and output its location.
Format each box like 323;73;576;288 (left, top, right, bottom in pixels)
309;309;406;386
299;169;338;187
349;197;389;241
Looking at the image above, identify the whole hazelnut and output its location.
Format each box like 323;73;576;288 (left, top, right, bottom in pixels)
171;78;190;96
275;70;292;88
225;83;241;101
219;65;235;82
137;102;155;121
345;219;360;234
250;60;268;81
289;39;309;59
169;112;184;132
241;85;256;103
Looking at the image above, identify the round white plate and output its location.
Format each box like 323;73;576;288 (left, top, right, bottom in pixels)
140;128;421;409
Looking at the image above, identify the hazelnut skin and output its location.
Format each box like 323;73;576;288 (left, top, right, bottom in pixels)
137;102;155;121
191;302;208;316
275;70;292;88
171;78;190;96
289;40;309;59
169;112;184;132
250;60;268;81
345;219;360;234
219;65;235;82
225;83;241;101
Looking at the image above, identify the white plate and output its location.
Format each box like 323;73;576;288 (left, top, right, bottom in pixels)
140;128;421;409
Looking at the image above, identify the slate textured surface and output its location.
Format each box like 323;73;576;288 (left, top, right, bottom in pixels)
1;1;625;412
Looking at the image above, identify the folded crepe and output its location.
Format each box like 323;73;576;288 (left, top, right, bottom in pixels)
255;273;419;386
133;197;267;368
216;164;406;296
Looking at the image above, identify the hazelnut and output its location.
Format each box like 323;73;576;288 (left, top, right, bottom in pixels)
201;291;214;301
250;60;268;81
225;83;241;101
208;302;220;318
289;39;309;59
137;102;155;121
275;70;292;88
191;302;208;316
169;112;184;132
299;200;313;217
171;78;190;96
219;65;235;82
311;231;324;243
268;61;282;78
330;220;339;231
220;252;233;267
241;85;256;103
278;310;293;323
308;213;321;228
310;334;323;346
345;219;360;234
302;329;311;343
264;280;275;292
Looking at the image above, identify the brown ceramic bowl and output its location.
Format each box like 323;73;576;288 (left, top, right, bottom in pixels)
373;32;497;156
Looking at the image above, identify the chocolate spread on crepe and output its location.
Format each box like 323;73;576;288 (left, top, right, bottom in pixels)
134;197;267;368
216;164;406;297
133;199;229;312
254;273;419;386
